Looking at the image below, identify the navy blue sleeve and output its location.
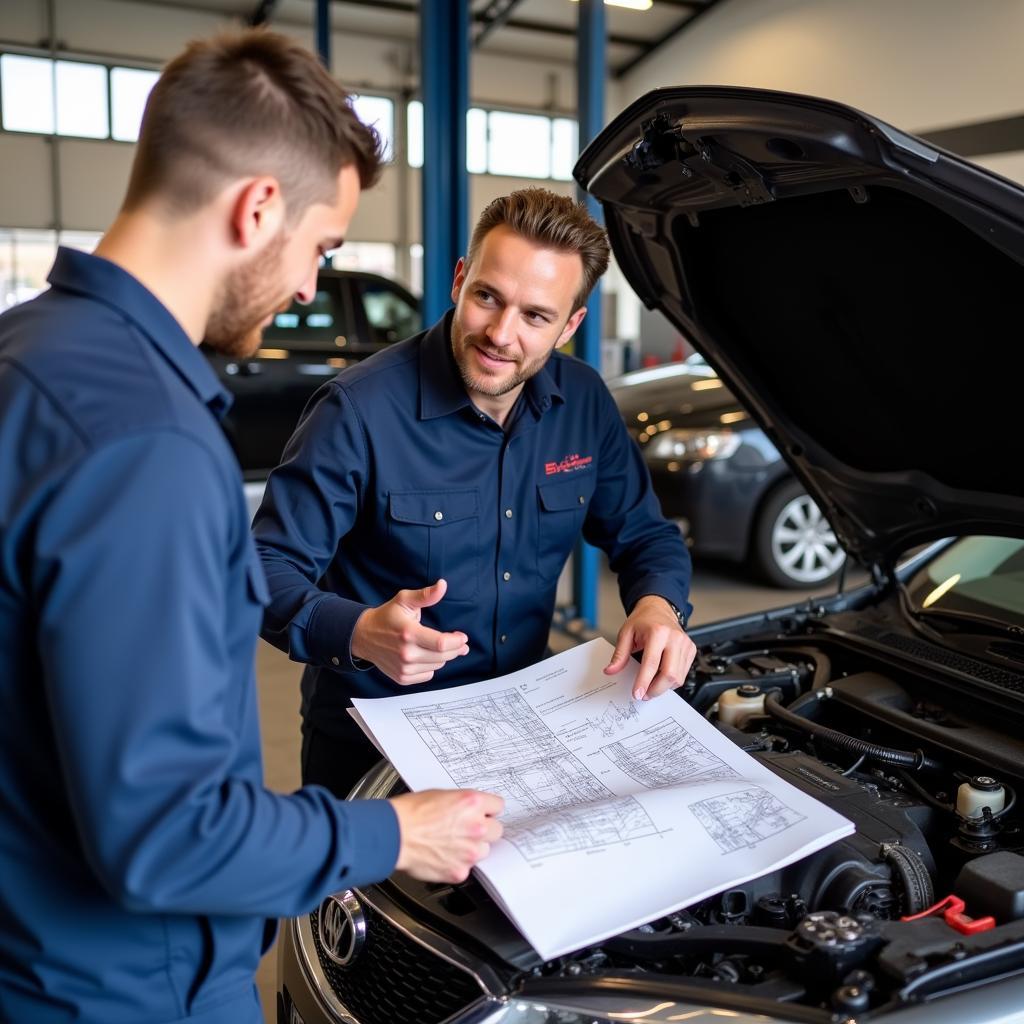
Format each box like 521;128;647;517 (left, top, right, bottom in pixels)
253;382;372;672
32;431;399;915
583;384;694;623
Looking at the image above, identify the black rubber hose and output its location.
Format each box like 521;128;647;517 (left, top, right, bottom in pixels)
763;690;941;771
881;843;934;916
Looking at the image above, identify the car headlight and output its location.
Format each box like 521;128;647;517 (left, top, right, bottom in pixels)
642;428;741;462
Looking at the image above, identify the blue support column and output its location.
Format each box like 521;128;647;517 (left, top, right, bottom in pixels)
315;0;330;67
572;0;606;629
420;0;470;324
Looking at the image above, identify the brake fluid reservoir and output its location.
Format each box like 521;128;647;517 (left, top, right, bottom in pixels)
957;776;1006;819
718;684;765;728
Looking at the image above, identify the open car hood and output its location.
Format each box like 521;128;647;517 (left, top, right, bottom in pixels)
575;87;1024;578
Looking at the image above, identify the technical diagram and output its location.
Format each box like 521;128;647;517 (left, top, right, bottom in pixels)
689;786;806;853
583;700;640;737
600;719;739;789
505;796;659;862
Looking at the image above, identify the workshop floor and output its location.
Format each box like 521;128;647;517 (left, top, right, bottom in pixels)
253;556;853;1020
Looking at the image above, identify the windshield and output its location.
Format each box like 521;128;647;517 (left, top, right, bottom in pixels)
906;536;1024;628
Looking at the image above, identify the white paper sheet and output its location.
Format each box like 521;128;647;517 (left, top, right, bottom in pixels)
352;638;854;960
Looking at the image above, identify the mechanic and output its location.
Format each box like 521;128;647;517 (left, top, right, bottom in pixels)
0;30;501;1024
254;187;698;798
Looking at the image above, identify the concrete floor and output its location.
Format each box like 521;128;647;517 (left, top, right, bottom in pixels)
252;556;851;1019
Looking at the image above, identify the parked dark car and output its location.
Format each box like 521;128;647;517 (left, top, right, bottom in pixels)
203;268;419;477
277;87;1024;1024
609;355;848;588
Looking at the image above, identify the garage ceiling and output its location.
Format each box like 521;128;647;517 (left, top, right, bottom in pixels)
118;0;725;78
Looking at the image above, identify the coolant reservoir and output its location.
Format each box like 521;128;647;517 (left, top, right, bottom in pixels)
718;684;766;728
957;776;1006;819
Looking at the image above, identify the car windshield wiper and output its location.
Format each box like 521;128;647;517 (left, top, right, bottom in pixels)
906;603;1024;642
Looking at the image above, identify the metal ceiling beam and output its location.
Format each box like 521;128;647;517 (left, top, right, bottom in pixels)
613;0;724;79
332;0;648;49
473;0;526;48
247;0;278;26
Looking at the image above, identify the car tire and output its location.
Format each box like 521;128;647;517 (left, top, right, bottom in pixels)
751;479;846;589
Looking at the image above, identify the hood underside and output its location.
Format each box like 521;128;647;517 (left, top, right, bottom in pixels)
575;87;1024;575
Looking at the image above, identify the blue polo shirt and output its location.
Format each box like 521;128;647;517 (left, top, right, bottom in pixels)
253;312;692;736
0;249;399;1024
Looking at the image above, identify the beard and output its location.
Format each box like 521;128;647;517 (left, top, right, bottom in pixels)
203;228;292;359
450;316;553;399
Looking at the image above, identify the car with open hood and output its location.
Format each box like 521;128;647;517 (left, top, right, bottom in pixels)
276;87;1024;1024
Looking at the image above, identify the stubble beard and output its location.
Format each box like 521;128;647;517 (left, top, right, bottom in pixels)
451;320;551;399
203;229;291;359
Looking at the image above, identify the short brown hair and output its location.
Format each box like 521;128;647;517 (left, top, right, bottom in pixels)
123;29;384;220
466;188;610;311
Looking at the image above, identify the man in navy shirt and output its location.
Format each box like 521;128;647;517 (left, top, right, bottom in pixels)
0;30;501;1024
254;188;697;797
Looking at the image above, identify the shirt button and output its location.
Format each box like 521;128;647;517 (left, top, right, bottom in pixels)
434;510;444;521
578;496;585;505
504;508;513;519
502;571;511;582
500;634;507;644
331;656;340;666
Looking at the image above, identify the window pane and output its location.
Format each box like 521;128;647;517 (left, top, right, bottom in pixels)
407;99;423;168
0;229;57;311
355;279;420;345
56;60;108;138
487;110;550;178
1;54;54;134
551;117;578;181
111;66;159;142
467;107;487;174
351;94;394;162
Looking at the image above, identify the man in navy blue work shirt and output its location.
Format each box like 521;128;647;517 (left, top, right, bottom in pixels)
0;30;502;1024
255;188;697;797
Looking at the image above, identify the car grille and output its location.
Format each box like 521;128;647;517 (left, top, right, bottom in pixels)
308;900;484;1024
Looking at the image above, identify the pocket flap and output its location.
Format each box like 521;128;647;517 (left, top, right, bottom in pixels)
538;476;595;512
389;489;479;526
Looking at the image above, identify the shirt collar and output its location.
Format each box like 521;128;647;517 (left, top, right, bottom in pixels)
47;247;232;418
418;309;566;422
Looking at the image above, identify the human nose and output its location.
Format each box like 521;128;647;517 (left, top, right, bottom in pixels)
295;262;319;305
486;308;517;347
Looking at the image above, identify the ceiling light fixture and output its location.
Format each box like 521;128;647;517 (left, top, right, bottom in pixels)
569;0;654;11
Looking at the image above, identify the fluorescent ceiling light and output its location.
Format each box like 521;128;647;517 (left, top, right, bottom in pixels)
570;0;653;10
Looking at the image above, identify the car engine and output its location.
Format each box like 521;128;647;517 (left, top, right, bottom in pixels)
301;613;1024;1022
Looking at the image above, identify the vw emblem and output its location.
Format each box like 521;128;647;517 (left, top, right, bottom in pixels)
318;890;367;966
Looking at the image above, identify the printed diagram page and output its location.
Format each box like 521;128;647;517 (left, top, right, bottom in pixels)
352;638;853;960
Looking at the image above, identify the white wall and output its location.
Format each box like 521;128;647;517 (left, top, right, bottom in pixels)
617;0;1024;181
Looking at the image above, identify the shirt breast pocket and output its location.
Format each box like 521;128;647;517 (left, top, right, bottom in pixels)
536;474;596;583
388;489;479;602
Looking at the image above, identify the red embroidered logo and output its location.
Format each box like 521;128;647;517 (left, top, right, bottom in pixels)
544;453;593;475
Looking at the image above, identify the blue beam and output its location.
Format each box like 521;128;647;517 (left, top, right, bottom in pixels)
315;0;330;67
420;0;470;325
572;0;606;630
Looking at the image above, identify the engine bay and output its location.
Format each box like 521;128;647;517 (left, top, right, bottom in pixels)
517;625;1024;1016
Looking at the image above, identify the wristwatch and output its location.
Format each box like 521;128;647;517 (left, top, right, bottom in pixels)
666;600;688;630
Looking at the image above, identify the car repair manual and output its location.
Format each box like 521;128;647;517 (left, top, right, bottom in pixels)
351;638;854;960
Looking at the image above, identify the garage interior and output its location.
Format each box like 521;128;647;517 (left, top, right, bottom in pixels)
3;1;1024;1022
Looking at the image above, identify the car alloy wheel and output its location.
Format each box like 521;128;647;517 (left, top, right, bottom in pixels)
753;480;846;588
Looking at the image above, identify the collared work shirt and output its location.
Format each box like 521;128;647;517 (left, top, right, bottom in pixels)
0;249;399;1024
254;313;692;735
